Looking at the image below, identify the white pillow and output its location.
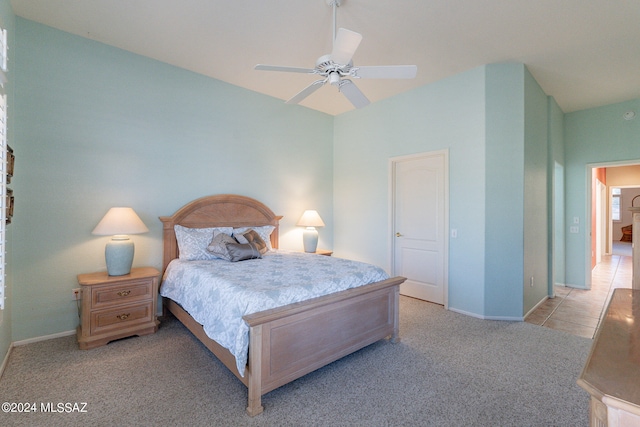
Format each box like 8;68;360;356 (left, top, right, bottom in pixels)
175;225;233;260
232;225;275;251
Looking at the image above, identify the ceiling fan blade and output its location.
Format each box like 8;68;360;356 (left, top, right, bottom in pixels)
286;79;326;105
330;28;363;65
339;79;370;109
255;64;316;74
353;65;418;79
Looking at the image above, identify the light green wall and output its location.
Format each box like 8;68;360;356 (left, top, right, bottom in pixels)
564;98;640;288
549;98;565;289
484;63;525;317
12;18;334;341
9;13;638;343
334;63;551;319
522;68;549;314
484;65;552;318
334;66;488;315
0;0;13;360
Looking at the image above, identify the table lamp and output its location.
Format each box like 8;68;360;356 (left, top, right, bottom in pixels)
296;210;325;253
92;207;149;276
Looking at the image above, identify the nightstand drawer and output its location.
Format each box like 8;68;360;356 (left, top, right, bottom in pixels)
90;302;153;335
91;279;152;309
77;267;160;349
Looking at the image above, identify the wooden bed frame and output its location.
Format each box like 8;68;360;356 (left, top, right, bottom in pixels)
160;194;406;416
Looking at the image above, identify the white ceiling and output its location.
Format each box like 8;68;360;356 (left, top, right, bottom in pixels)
10;0;640;116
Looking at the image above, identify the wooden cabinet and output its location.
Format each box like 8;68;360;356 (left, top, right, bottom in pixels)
578;289;640;426
77;267;160;349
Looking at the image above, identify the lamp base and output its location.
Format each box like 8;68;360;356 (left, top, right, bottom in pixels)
302;227;319;253
105;235;134;276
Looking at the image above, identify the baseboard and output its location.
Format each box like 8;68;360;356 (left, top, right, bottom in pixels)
524;295;549;319
448;307;524;322
563;283;589;290
0;329;76;379
12;329;76;347
0;342;13;379
483;314;524;321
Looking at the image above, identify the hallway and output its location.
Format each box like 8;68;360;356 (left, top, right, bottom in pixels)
525;251;632;339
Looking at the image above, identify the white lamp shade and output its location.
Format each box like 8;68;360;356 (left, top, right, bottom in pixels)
92;207;149;236
296;210;325;228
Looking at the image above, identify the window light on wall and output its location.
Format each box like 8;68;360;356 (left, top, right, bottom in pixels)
612;188;621;222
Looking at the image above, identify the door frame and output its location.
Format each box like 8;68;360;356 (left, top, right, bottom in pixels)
388;149;449;309
585;159;640;288
595;177;606;264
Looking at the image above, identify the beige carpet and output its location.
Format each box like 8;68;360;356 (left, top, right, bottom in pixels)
0;296;591;426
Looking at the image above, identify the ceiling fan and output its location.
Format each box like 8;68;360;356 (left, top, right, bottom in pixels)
254;0;418;109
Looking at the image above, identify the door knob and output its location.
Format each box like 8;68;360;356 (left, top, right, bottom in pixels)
396;232;403;237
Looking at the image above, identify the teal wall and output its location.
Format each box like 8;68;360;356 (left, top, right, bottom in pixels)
334;63;552;319
12;18;333;341
564;98;640;288
484;63;525;317
333;66;487;315
522;68;549;314
6;12;640;345
549;98;565;290
483;64;552;318
0;0;13;362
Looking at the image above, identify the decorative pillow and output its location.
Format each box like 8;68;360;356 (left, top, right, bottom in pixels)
225;242;263;262
206;231;238;261
234;229;267;255
174;225;233;260
232;225;275;251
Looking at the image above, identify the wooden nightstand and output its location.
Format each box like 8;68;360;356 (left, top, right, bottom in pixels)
314;249;333;256
77;267;160;350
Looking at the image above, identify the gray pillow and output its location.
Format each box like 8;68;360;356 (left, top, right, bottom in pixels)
225;242;262;262
234;229;268;255
232;226;275;251
206;232;238;261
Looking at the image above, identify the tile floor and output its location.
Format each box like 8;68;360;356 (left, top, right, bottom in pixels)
525;245;632;339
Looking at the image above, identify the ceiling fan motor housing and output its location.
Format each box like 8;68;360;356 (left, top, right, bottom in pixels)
316;54;352;75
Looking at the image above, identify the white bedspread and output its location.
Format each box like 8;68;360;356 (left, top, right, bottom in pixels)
159;250;390;376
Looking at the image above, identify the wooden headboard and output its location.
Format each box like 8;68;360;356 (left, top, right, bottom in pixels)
159;194;283;274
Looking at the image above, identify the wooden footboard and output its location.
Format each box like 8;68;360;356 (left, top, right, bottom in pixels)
164;275;404;416
243;276;403;416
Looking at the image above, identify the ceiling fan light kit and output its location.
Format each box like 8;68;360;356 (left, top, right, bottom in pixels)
255;0;417;110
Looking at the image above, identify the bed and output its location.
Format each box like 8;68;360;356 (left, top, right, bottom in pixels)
159;194;406;416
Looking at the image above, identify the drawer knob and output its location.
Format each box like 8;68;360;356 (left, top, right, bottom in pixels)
117;290;131;297
116;313;130;321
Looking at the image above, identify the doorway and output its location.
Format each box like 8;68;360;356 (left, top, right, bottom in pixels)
588;163;640;285
390;150;448;306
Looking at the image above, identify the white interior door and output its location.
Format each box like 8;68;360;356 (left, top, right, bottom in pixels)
392;151;447;305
